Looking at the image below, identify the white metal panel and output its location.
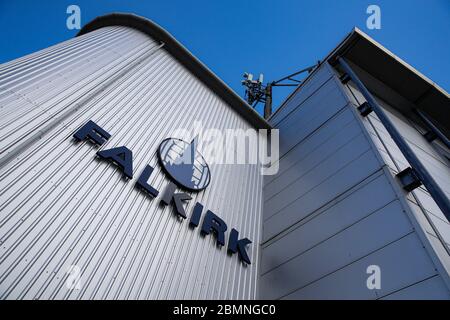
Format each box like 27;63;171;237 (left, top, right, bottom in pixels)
264;108;357;187
260;61;449;300
0;26;264;299
265;133;371;217
340;73;450;297
412;190;450;244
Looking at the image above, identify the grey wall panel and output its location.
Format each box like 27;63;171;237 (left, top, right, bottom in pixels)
341;74;450;295
262;69;383;243
260;202;414;299
260;61;449;300
407;199;450;252
263;148;380;242
344;79;450;260
264;108;357;187
412;190;450;243
261;173;397;275
0;26;264;299
270;64;333;126
381;276;450;300
264;109;362;201
0;27;159;159
281;233;439;300
365;112;450;195
345;80;450;193
265;133;371;217
276;79;349;157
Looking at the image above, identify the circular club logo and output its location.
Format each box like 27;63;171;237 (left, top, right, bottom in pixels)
157;137;211;191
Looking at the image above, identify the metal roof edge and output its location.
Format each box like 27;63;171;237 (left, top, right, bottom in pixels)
77;12;271;129
350;28;449;98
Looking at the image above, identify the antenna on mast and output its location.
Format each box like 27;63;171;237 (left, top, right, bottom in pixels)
241;73;265;106
241;63;319;119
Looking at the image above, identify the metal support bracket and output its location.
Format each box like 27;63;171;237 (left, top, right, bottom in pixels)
423;131;438;142
397;167;423;192
339;73;351;84
357;102;373;117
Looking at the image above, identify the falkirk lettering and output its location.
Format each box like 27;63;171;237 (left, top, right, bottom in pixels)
72;120;252;264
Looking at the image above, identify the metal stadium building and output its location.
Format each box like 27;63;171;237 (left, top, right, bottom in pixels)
0;13;449;300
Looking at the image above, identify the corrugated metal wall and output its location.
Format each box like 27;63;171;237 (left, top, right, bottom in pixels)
260;63;450;299
0;26;264;299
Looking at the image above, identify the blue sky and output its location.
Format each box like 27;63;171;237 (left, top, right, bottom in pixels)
0;0;449;114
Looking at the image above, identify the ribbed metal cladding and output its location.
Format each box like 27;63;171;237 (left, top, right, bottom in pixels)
0;26;264;299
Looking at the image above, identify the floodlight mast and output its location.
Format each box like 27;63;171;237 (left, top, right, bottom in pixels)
242;63;318;119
